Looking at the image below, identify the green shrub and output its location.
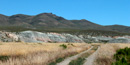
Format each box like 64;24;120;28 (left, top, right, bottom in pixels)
112;57;128;65
56;58;65;63
48;57;65;65
0;56;10;61
69;58;85;65
48;62;56;65
71;44;75;46
88;42;92;44
60;44;67;49
112;47;130;65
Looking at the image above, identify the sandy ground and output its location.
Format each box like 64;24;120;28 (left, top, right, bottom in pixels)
83;46;100;65
56;46;93;65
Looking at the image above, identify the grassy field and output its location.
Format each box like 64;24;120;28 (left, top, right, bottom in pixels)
0;42;90;65
1;43;130;65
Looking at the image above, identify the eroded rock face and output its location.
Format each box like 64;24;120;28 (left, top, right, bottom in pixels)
18;31;84;43
18;31;51;43
0;31;130;43
108;38;130;43
0;31;18;42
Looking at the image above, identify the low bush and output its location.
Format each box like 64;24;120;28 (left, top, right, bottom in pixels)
69;58;85;65
88;42;92;44
112;47;130;65
59;44;67;49
0;56;10;61
48;57;65;65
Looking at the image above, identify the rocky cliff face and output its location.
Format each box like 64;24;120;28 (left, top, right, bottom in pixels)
18;31;84;43
0;31;84;43
0;31;18;42
0;31;130;43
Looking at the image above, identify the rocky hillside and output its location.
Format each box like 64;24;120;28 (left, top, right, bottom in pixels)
0;31;130;43
0;31;84;43
0;13;130;33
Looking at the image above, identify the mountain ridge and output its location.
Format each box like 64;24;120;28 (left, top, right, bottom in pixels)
0;13;130;33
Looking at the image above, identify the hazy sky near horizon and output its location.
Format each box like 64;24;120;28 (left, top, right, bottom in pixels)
0;0;130;26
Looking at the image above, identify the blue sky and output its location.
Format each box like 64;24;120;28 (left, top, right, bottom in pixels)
0;0;130;26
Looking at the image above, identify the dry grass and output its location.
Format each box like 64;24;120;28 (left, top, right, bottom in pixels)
94;43;130;65
0;42;90;65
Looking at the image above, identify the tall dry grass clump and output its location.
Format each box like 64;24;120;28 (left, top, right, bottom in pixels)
0;42;90;65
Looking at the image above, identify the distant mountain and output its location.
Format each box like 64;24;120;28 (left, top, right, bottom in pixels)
0;13;130;33
0;14;9;25
105;25;130;33
30;13;74;28
70;19;111;30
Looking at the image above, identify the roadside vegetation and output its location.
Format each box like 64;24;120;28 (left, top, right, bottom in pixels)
69;45;98;65
48;44;78;65
69;58;85;65
112;47;130;65
48;57;65;65
1;42;130;65
59;44;68;49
